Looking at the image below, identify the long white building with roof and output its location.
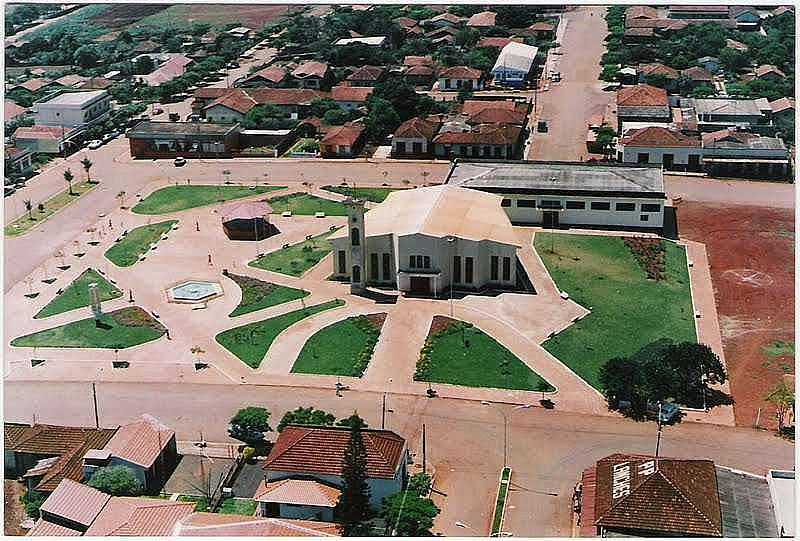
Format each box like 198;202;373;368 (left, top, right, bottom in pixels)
491;42;538;87
329;185;521;296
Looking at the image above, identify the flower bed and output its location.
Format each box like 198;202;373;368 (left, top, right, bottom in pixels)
623;237;666;280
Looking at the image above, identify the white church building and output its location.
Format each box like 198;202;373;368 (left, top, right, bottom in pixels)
329;185;521;296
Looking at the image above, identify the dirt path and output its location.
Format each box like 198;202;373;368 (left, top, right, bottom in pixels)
4;480;27;536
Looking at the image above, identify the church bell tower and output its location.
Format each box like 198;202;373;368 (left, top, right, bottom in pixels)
345;198;366;294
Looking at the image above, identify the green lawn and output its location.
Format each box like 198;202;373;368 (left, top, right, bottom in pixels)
267;193;348;216
216;299;345;368
415;319;554;392
321;185;400;203
535;233;696;390
5;180;99;237
226;273;309;317
11;307;166;349
249;230;336;277
491;467;512;536
292;314;383;377
178;495;210;512
132;185;284;215
218;498;257;515
35;268;122;319
105;220;177;267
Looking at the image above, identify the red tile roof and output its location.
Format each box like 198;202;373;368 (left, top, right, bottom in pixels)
175;513;341;536
467;11;497;27
405;65;435;77
247;66;287;84
439;66;483;80
248;88;329;106
529;22;555;31
194;87;230;100
755;64;786;78
40;479;110;527
141;55;192;86
625;27;654;37
54;74;87;87
429;12;464;25
478;37;513;49
103;414;174;468
292;61;330;79
84;497;194;536
701;128;760;147
461;99;525;115
5;100;28;121
320;124;365;146
591;454;722;537
393;16;419;29
394;117;441;139
35;443;92;492
205;90;258;114
4;423;116;454
725;38;748;51
331;85;373;103
254;479;341;507
626;5;660;19
639;62;679;79
616;84;668;107
264;426;406;479
434;124;522;145
80;77;114;90
770;97;795;114
13;78;53;92
681;66;713;82
14;125;69;140
346;65;385;82
621;126;700;148
28;520;82;536
467;107;527;125
404;55;434;67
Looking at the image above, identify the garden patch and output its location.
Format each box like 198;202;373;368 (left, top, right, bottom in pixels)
225;272;309;317
35;268;122;319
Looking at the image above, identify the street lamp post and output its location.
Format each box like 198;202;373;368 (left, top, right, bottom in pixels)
481;401;533;468
446;236;455;316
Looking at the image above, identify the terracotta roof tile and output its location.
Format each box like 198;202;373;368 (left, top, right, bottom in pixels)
35;443;91;492
393;17;419;29
477;37;513;49
13;78;53;92
769;97;795;114
140;55;192;86
405;65;435;77
14;125;70;140
4;423;116;455
175;512;341;536
439;66;483;80
461;99;525;115
625;27;654;37
467;108;527;125
626;5;660;19
755;64;786;78
467;11;497;27
254;479;341;507
292;61;330;79
248;88;329;106
264;426;405;479
394;117;441;139
103;414;174;469
84;497;194;536
621;126;700;148
53;74;87;88
4;100;28;121
331;85;373;103
639;63;679;79
346;65;385;82
428;12;464;25
681;66;713;81
433;124;522;145
320;124;365;146
616;84;668;107
404;55;434;67
205;91;258;114
246;66;287;84
529;22;555;31
80;77;114;90
27;520;82;536
726;38;748;51
40;479;110;527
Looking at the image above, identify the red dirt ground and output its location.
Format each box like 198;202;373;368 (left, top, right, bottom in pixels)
678;202;794;430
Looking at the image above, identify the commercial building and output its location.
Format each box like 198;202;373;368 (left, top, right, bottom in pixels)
446;160;667;231
491;42;538;88
701;128;790;179
681;97;766;131
329;186;521;295
32;90;110;129
333;36;390;48
126;121;241;158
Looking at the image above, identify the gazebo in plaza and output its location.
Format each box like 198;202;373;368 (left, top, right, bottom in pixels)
220;200;276;241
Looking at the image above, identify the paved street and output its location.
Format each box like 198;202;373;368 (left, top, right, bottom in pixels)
528;6;612;160
3;380;793;536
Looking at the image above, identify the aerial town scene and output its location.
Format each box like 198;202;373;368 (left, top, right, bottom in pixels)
2;2;795;538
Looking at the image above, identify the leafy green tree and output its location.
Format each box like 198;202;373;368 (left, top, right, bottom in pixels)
644;73;670;89
134;55;155;75
599;355;648;418
80;157;93;183
337;412;369;430
765;379;795;434
73;45;99;69
323;108;352;125
87;465;143;496
662;342;726;405
454;28;479;48
277;407;336;432
689;84;715;98
381;492;440;536
308;98;341;118
21;490;46;519
229;406;272;443
407;472;432;495
63;168;74;195
718;47;750;73
365;97;400;142
595;126;617;159
336;423;371;535
241;104;293;129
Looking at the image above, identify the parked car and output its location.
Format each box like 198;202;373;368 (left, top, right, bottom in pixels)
227;61;240;68
550;71;561;82
152;107;164;115
537;121;548;133
174;156;186;167
169;112;180;121
101;133;114;144
87;140;102;150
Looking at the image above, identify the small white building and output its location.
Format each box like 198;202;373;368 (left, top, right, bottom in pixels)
767;470;795;538
329;185;521;295
333;36;389;48
447;160;667;231
491;42;538;88
436;66;484;91
32;90;110;129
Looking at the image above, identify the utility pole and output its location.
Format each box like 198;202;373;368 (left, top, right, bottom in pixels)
654;402;662;457
381;392;387;429
91;382;99;428
422;423;427;474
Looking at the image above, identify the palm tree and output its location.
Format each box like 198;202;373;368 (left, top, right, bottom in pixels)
117;190;126;209
63;168;75;195
80;156;93;183
23;199;33;220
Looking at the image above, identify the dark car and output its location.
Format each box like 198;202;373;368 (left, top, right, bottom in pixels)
169;112;180;122
537;121;548;133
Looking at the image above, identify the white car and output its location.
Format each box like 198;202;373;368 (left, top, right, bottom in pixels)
87;140;102;150
173;156;187;167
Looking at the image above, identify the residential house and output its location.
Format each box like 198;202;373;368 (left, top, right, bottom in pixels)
403;64;436;87
730;6;761;30
769;97;795;122
577;454;780;537
262;426;408;509
173;512;341;536
333;36;390;48
5;146;34;176
680;66;714;89
623;27;655;42
467;11;497;28
254;478;341;522
29;479;195;536
437;66;484;91
198;88;328;122
696;56;721;74
79;77;114;90
239;66;287;88
4;100;28;122
392;116;442;157
449;160;667;231
330;85;373;111
291;61;333;90
637;62;679;85
12;125;74;154
319;123;366;157
668;5;730;19
90;414;178;494
755;64;787;81
626;5;660;20
404;55;434;67
421;12;465;29
725;38;749;52
394;16;422;35
617;126;702;169
478;37;514;49
126;121;241;158
683;97;766;131
491;42;538;88
433;123;523;160
53;74;87;89
135;54;193;87
226;26;254;39
528;21;556;38
702;128;789;179
615;84;670;130
425;26;460;42
462;99;529;126
772;6;793;17
345;65;385;87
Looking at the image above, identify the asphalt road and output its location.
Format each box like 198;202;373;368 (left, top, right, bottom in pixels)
3;381;792;536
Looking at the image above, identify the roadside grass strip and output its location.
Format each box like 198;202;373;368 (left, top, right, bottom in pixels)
216;299;345;368
414;316;555;392
490;467;513;536
35;268;122;319
249;229;336;277
535;233;696;390
267;193;348;215
105;220;177;267
226;272;309;317
292;314;386;377
11;307;166;349
321;185;400;203
132;185;284;215
5;180;99;237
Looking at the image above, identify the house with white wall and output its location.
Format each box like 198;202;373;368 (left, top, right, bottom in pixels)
617;126;702;170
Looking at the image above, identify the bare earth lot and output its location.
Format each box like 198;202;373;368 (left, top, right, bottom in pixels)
677;202;794;430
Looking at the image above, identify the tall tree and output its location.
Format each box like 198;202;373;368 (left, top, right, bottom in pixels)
80;156;93;183
228;406;272;444
337;412;369;430
336;422;371;535
277;407;336;432
87;465;142;496
23;199;33;220
765;379;794;434
63;168;74;195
